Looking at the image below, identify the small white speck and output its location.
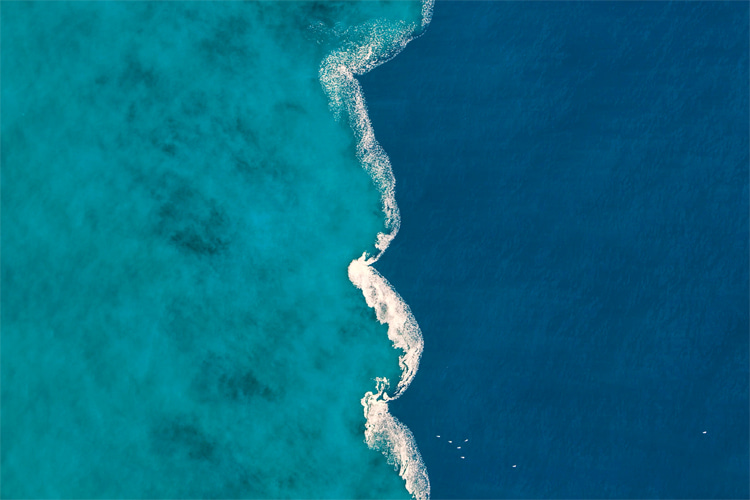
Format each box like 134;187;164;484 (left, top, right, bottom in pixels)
448;440;452;443
703;431;707;434
460;456;465;459
464;439;469;442
436;435;440;438
457;446;461;449
512;465;517;468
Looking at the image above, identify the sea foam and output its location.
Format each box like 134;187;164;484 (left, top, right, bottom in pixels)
319;2;434;499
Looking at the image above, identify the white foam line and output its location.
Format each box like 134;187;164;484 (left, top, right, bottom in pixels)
421;0;435;29
362;378;430;500
348;258;422;400
318;3;434;499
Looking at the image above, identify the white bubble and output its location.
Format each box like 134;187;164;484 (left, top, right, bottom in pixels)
362;382;429;500
320;3;435;499
348;259;423;399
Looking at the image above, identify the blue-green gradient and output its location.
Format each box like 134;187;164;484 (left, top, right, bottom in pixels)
2;2;424;497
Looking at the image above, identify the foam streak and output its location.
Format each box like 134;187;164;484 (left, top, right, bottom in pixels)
319;3;434;499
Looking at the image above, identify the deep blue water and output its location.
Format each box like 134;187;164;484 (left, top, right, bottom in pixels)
361;2;749;498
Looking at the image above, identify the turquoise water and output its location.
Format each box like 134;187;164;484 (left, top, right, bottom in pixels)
2;2;431;498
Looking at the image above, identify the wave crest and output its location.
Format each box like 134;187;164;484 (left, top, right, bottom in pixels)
348;257;422;400
362;378;429;500
319;19;412;257
319;2;434;499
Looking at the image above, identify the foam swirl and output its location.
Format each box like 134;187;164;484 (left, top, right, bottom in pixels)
348;254;428;500
319;2;434;499
348;257;422;400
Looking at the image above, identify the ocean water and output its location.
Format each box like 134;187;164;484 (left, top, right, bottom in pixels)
360;2;749;499
3;1;748;499
2;1;432;498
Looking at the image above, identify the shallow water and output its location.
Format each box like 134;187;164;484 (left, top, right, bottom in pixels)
2;2;430;497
